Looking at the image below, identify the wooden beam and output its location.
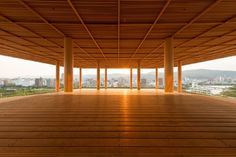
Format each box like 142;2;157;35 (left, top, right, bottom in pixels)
178;28;236;54
129;0;171;59
17;0;65;36
117;0;120;64
172;0;223;37
0;48;54;64
144;0;223;68
0;37;57;60
73;42;98;65
0;28;59;56
67;0;108;63
0;44;56;62
2;21;236;26
175;14;236;48
141;43;164;61
17;0;95;64
0;35;224;41
178;45;236;61
0;15;63;49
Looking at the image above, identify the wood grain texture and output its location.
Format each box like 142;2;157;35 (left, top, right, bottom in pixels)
0;90;235;156
0;0;236;67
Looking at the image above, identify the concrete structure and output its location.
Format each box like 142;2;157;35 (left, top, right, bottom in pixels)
64;37;73;92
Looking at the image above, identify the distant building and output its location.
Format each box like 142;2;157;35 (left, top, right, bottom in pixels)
84;78;96;87
61;73;64;82
3;79;15;87
0;80;3;87
158;78;164;88
35;77;44;87
46;79;55;87
141;78;147;87
13;78;35;87
191;82;198;88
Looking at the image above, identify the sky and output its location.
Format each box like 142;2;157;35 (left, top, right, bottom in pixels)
0;54;236;78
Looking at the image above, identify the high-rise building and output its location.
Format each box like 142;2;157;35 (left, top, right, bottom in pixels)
35;77;44;87
158;78;164;88
141;78;147;87
46;79;55;87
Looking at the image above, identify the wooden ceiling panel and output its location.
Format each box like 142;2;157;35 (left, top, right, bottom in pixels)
120;39;140;49
137;40;163;48
149;25;183;39
120;24;150;39
71;0;117;24
54;24;92;39
23;1;79;23
96;39;117;49
74;39;99;49
21;37;59;47
88;24;118;39
0;36;36;46
0;23;37;37
0;0;235;67
121;0;166;23
0;1;42;22
176;25;217;38
159;0;215;23
198;0;236;22
19;23;63;38
177;37;214;47
203;35;236;46
202;26;236;37
226;40;236;45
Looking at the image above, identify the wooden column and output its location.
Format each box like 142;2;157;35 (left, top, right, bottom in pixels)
164;37;174;93
130;68;133;89
155;66;158;89
56;61;60;92
137;61;141;90
105;68;107;89
79;67;82;89
178;61;182;93
97;61;100;90
64;37;73;92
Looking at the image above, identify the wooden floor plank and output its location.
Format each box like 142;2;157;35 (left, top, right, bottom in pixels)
0;91;235;156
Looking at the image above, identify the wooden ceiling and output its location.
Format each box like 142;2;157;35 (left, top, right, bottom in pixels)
0;0;236;68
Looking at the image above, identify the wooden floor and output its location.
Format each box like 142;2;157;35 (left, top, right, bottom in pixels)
0;89;236;157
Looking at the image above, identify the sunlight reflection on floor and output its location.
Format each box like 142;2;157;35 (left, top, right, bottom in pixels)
58;89;182;95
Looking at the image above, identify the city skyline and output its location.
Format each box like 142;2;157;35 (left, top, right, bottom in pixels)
1;55;236;78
